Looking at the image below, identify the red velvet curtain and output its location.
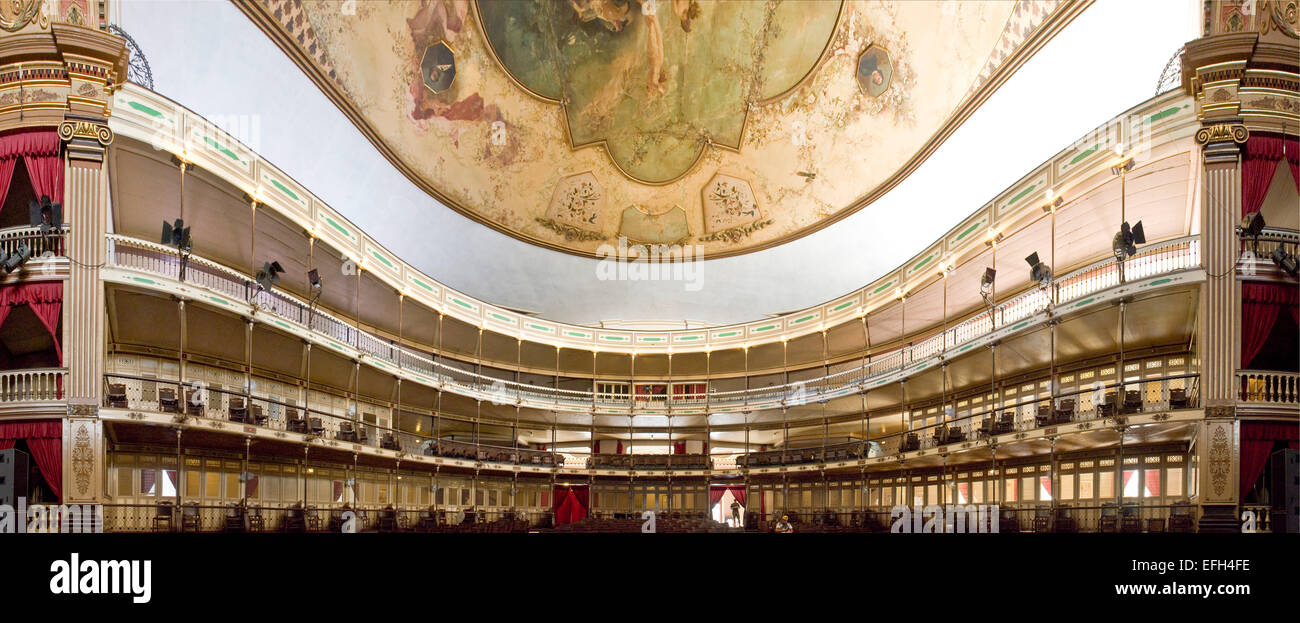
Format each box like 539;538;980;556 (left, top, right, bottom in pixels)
673;442;686;454
1287;138;1299;193
0;129;63;208
1241;283;1297;368
1242;136;1285;217
1240;422;1300;498
0;156;15;214
709;485;746;507
552;485;588;525
0;282;62;363
0;421;60;502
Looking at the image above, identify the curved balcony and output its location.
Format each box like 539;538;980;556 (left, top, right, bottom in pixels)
104;233;1202;415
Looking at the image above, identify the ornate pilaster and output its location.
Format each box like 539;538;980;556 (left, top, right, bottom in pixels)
0;9;126;503
1182;0;1298;531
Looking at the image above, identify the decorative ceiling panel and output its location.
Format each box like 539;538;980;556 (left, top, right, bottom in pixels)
238;0;1087;259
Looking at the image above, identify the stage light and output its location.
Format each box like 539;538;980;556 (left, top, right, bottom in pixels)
160;218;192;252
1025;252;1052;286
979;267;995;306
1236;212;1265;239
3;242;31;273
1112;221;1145;259
255;260;284;292
1272;246;1299;278
28;196;62;234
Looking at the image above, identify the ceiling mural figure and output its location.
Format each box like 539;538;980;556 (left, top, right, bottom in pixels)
238;0;1083;260
478;0;841;184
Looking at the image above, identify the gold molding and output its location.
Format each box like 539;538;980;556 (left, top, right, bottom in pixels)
1193;122;1249;144
231;0;1093;261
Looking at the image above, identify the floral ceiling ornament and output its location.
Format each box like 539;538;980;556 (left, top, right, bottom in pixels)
476;0;843;184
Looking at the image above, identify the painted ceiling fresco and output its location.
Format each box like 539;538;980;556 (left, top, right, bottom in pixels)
242;0;1083;258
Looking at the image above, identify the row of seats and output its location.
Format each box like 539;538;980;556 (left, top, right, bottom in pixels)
588;454;710;469
739;442;867;467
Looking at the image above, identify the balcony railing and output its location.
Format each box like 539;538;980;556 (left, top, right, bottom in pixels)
1238;370;1299;405
0;368;66;403
105;234;1201;414
0;225;67;261
103;373;560;467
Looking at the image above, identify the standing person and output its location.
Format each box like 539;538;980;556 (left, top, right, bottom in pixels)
774;514;793;534
730;499;742;527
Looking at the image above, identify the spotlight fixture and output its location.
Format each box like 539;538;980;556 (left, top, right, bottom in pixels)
1025;252;1052;287
979;267;996;306
1236;212;1265;239
1110;157;1135;176
255;261;284;292
1112;221;1145;259
28;195;62;234
1272;246;1299;278
3;242;31;274
161;218;192;252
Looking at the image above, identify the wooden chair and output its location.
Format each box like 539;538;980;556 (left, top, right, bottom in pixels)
337;421;359;442
1033;506;1051;533
1097;392;1118;418
1120;502;1142;533
184;389;204;417
999;506;1020;533
1054;504;1077;533
158;387;179;413
945;426;966;443
899;433;920;453
286;409;307;433
378;506;400;532
977;417;995;438
995;412;1015;434
1054;398;1076;424
223;504;245;533
1099;503;1119;533
107;383;128;408
228;397;249;423
1035;403;1052;427
381;433;400;450
152;501;174;532
308;417;325;436
180;502;201;532
1169;388;1189;409
248;507;264;532
1169;501;1193;533
249;404;267;426
1122;390;1143;414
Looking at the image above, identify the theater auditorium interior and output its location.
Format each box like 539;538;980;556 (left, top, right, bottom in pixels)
0;0;1295;538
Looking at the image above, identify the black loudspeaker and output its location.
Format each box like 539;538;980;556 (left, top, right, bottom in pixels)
1270;449;1298;534
0;449;31;508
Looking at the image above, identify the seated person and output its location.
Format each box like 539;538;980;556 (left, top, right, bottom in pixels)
774;514;793;534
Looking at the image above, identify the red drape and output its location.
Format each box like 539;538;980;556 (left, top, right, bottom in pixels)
615;440;623;454
0;157;15;215
0;420;61;502
0;439;14;450
1242;136;1285;217
673;442;686;454
1240;422;1300;498
0;129;63;207
552;485;588;525
708;485;746;507
0;282;62;363
1241;283;1299;367
1286;138;1299;193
